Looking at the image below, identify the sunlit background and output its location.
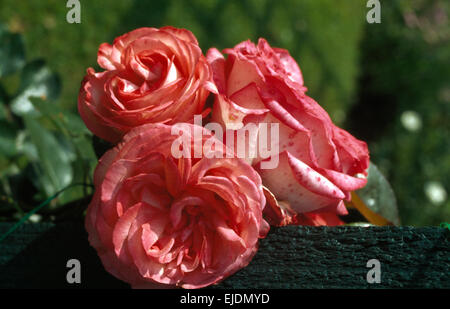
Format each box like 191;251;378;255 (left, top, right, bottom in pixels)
0;0;448;225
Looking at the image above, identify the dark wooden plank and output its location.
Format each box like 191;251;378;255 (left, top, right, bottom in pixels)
0;222;448;288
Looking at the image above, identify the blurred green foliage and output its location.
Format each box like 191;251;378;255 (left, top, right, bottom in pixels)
0;0;448;225
0;24;95;221
347;0;450;226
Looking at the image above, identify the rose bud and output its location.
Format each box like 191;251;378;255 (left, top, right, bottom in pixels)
85;123;269;288
207;39;369;225
78;27;214;143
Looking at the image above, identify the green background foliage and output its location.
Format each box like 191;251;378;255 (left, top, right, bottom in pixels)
0;0;448;225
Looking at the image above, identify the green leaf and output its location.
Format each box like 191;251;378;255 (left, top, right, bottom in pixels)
352;162;400;226
57;159;91;206
0;121;18;157
63;112;90;135
0;103;7;120
73;135;97;161
15;131;38;161
23;116;73;197
29;97;89;135
10;60;61;116
55;133;76;163
28;96;62;115
0;84;10;120
0;24;25;77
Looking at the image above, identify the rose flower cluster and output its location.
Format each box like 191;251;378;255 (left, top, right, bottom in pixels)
78;26;369;288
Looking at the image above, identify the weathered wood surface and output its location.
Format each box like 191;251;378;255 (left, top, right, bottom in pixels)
0;222;448;288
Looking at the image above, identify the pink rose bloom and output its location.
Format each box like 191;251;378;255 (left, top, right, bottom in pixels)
78;27;213;143
85;123;269;288
262;187;344;226
207;39;370;225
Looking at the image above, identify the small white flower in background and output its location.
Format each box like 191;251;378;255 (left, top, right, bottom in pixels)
366;198;376;207
424;181;447;206
401;110;422;132
28;214;42;223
